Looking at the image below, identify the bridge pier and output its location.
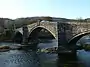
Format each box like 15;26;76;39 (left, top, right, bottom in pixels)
22;26;29;45
58;23;68;49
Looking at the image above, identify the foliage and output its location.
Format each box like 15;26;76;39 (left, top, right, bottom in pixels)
0;30;13;41
40;16;53;21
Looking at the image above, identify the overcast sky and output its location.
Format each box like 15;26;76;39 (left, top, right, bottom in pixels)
0;0;90;19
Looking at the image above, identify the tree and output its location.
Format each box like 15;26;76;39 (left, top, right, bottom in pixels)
41;16;53;21
76;17;84;22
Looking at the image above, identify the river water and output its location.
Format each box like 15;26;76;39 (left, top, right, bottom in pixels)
0;39;90;67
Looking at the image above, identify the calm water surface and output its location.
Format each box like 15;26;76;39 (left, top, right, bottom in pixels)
0;39;90;67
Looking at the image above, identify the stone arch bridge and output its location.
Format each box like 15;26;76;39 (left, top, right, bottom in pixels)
13;21;90;50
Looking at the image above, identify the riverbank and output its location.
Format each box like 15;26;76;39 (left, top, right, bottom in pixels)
0;46;10;52
0;45;26;52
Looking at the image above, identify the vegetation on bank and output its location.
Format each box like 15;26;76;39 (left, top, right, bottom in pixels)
83;44;90;51
37;47;58;53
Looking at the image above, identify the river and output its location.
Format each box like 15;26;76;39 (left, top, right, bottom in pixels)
0;39;90;67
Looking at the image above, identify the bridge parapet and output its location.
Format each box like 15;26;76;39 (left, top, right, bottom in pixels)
67;22;90;39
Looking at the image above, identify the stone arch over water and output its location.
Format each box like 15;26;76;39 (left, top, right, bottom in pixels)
28;26;56;41
68;32;90;50
13;31;23;43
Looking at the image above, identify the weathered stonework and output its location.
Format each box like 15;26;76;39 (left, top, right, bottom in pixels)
14;21;90;50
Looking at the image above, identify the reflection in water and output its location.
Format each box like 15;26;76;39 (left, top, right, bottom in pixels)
58;50;90;67
0;39;90;67
58;51;77;67
0;39;58;67
57;35;90;67
0;50;41;67
77;50;90;67
76;35;90;67
0;51;40;67
37;39;58;67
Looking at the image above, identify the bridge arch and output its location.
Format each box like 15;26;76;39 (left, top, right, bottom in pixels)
68;32;90;45
12;31;23;43
28;26;56;40
27;26;57;50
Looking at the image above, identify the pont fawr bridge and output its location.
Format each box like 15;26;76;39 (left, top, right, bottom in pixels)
11;20;90;52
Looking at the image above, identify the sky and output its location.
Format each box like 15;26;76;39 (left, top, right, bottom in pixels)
0;0;90;19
